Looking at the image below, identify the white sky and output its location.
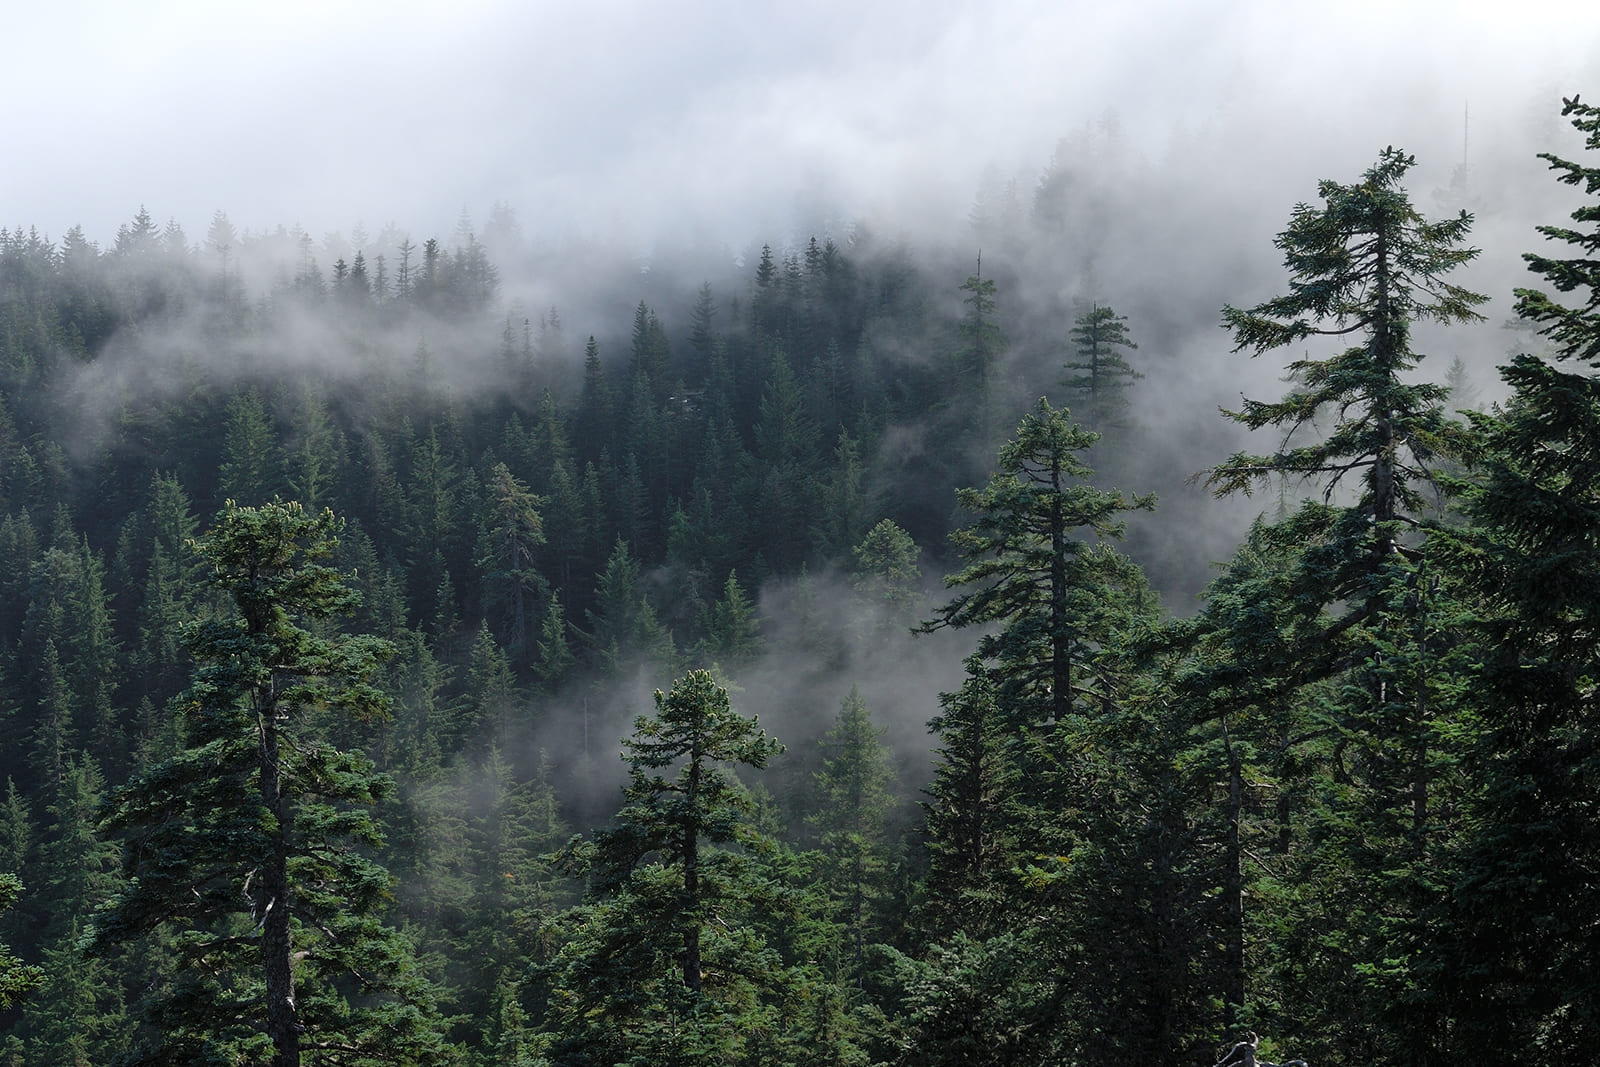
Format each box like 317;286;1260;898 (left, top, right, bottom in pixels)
4;0;1599;248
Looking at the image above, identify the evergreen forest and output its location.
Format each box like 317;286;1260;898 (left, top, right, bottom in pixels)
0;95;1598;1066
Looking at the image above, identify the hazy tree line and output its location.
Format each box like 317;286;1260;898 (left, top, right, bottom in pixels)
0;96;1595;1065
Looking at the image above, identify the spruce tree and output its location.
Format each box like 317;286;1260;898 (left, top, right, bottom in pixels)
921;396;1157;727
538;670;796;1065
478;461;547;671
0;875;41;1010
1061;303;1141;430
1435;95;1600;1060
1205;146;1489;1062
89;501;449;1066
216;390;283;505
17;758;127;1065
807;685;898;980
850;518;922;631
917;663;1016;937
1209;146;1486;568
585;538;674;673
698;570;761;666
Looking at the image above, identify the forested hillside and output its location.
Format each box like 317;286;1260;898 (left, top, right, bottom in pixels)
0;95;1596;1066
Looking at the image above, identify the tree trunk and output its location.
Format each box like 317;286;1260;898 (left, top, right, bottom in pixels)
258;703;299;1067
1050;472;1070;723
682;752;702;994
1222;717;1246;1033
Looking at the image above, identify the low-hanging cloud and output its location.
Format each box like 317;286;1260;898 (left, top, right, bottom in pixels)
6;1;1595;251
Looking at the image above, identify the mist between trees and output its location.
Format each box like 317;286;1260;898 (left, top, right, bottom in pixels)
0;95;1596;1066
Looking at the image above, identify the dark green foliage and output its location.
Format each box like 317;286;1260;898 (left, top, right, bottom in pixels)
1430;96;1600;1062
955;268;1003;390
923;397;1157;726
916;401;1160;943
1518;96;1600;364
1061;303;1141;430
585;539;674;672
917;665;1016;937
807;686;898;979
13;758;129;1064
850;519;921;630
1162;520;1319;1038
1210;147;1486;540
907;401;1194;1063
538;670;812;1065
88;501;449;1066
478;462;547;673
0;137;1595;1064
884;930;1065;1067
133;472;204;703
1198;147;1491;1060
216;390;283;505
0;875;42;1010
699;570;762;666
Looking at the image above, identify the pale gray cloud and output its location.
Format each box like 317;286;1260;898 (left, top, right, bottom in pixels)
6;0;1596;248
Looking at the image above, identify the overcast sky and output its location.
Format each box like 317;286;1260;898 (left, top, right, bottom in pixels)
6;0;1598;251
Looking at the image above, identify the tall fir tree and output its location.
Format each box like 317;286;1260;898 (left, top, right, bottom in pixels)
921;396;1157;728
1061;303;1142;431
1204;146;1489;1062
538;670;810;1065
88;502;450;1066
1433;95;1600;1061
807;685;898;982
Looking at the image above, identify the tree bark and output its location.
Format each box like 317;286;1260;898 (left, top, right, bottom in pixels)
682;746;702;994
1222;717;1246;1033
259;701;299;1067
1050;467;1070;723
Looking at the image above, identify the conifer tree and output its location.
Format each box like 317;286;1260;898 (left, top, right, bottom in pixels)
699;569;761;665
0;782;30;902
921;396;1156;727
216;390;283;504
533;589;575;689
17;758;127;1065
818;428;871;558
917;665;1016;942
284;386;343;510
851;518;922;630
1434;95;1600;1060
955;264;1004;391
1204;146;1488;1062
629;301;672;401
687;281;718;386
908;399;1171;1062
136;472;203;702
808;685;898;979
1209;146;1486;571
89;501;449;1066
479;461;547;670
1162;519;1324;1039
464;619;517;749
0;875;41;1010
1061;303;1142;430
539;670;795;1065
585;538;674;672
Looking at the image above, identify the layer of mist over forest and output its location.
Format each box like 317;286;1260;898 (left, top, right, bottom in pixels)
9;72;1588;788
4;87;1582;820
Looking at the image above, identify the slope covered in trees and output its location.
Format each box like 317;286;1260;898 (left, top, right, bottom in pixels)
0;97;1595;1065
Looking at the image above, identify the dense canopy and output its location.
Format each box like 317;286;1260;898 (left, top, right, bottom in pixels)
0;96;1596;1066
